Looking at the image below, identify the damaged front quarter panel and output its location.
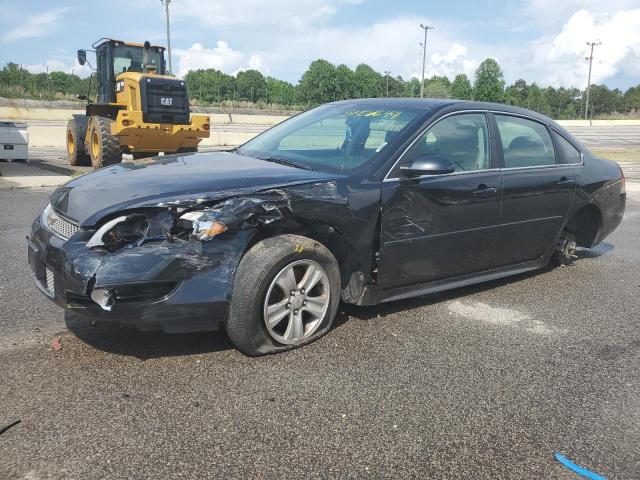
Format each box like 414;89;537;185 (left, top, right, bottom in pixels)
74;180;349;312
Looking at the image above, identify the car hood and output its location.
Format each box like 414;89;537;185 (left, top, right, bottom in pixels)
50;152;337;226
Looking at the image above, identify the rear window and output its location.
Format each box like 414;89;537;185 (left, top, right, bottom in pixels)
553;131;582;164
496;115;555;168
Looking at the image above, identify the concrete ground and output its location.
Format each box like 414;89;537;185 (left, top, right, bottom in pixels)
0;159;639;478
0;161;71;189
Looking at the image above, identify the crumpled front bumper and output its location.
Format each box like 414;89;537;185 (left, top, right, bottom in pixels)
27;215;252;333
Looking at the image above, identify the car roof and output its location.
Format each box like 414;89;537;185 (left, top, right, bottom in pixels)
328;97;459;110
329;97;562;129
330;98;551;119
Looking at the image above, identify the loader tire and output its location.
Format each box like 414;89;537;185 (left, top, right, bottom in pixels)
88;116;122;169
66;119;90;166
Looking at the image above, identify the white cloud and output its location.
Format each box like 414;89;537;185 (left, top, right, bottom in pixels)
170;16;481;83
2;7;71;43
174;42;268;78
429;43;478;79
524;9;640;87
25;58;91;77
170;0;361;29
520;0;640;27
139;0;639;89
252;17;481;83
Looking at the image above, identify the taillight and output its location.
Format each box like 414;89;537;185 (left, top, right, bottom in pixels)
203;123;210;131
620;165;626;194
122;119;130;127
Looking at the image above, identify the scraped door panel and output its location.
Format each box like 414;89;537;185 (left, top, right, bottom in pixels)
379;172;502;289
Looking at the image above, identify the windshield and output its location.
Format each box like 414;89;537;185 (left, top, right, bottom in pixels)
237;104;425;173
113;44;164;75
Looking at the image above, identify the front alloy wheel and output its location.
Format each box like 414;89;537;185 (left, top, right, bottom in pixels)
226;234;341;356
263;260;330;345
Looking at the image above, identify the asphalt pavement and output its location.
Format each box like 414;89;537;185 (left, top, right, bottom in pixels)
1;183;639;479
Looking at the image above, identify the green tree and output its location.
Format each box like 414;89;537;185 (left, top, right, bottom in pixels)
353;63;382;98
473;58;505;102
404;78;421;98
235;69;267;102
0;62;29;86
504;79;529;107
184;68;236;103
266;76;295;105
387;75;406;98
298;59;337;104
624;85;640;112
424;75;452;98
451;73;472;100
334;64;354;100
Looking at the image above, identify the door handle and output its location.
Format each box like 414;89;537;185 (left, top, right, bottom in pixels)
472;184;498;198
556;177;576;186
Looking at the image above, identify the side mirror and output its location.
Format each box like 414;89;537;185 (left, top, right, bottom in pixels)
77;50;87;66
400;154;455;176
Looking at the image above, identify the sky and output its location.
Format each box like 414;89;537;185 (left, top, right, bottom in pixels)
1;0;639;90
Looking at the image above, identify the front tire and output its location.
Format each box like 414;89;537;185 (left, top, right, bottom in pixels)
66;119;90;166
87;116;122;169
226;234;340;356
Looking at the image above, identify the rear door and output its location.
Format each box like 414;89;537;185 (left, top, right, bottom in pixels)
493;113;577;266
379;112;503;289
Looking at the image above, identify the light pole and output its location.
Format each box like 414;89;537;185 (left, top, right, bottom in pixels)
584;41;601;120
419;24;434;98
384;70;391;97
161;0;173;74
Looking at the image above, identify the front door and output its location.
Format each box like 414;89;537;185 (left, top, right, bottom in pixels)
379;112;502;289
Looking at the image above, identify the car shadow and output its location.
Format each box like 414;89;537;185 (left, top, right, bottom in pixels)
64;312;235;360
342;265;555;321
64;255;603;359
65;309;352;361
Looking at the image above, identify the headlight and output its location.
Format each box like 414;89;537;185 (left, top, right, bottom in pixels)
179;211;228;241
41;204;53;229
86;214;150;249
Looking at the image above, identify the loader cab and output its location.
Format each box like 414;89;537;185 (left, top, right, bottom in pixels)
86;39;166;104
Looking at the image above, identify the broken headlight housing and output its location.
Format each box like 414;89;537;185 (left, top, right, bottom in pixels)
178;211;228;241
85;207;231;251
86;214;151;250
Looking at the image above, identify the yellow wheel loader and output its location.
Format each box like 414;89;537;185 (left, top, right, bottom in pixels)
67;38;210;169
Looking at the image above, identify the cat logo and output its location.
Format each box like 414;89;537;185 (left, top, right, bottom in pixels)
160;97;173;106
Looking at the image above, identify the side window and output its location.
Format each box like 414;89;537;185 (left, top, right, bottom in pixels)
496;115;555;168
403;113;490;172
553;131;582;164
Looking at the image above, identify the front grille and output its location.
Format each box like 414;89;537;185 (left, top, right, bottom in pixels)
43;205;80;240
46;208;79;239
141;77;190;125
44;268;55;296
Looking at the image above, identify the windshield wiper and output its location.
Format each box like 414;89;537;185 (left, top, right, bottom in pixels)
260;157;314;171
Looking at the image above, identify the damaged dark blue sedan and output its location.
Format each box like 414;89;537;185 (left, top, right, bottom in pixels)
28;99;626;355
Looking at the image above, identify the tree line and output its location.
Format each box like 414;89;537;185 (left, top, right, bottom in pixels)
1;58;639;119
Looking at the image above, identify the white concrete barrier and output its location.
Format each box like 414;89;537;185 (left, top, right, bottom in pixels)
557;120;640;127
0;106;287;148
